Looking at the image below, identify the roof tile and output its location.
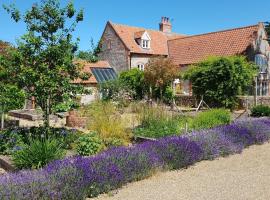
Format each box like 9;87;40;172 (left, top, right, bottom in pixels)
110;22;185;55
168;25;259;65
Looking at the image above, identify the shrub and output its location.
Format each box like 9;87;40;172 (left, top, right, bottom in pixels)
133;104;187;138
103;137;124;148
145;137;203;169
184;56;257;109
80;101;131;144
190;109;231;130
0;127;81;155
76;133;105;156
251;105;270;117
119;68;145;99
1;118;270;199
12;138;65;169
0;130;24;155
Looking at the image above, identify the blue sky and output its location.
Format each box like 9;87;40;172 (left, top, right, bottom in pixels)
1;0;270;50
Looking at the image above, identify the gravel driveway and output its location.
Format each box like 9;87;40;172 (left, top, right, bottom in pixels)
92;142;270;200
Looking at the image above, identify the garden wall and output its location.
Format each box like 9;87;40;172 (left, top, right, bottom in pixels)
238;96;270;109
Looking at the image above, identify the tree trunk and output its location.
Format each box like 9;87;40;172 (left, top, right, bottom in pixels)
44;98;50;128
1;112;4;130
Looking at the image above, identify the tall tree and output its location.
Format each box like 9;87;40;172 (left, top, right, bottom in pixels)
144;57;179;100
3;0;86;128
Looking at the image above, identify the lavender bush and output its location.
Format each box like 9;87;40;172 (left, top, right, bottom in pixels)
1;118;270;199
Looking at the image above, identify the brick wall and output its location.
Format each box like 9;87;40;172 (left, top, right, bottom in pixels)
66;110;87;128
99;23;130;73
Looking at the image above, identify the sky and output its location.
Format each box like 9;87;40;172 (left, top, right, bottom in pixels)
0;0;270;51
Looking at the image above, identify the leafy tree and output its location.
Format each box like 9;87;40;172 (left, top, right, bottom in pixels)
0;84;25;129
76;39;101;62
144;57;179;100
3;0;86;128
184;56;257;109
119;68;145;99
0;42;25;129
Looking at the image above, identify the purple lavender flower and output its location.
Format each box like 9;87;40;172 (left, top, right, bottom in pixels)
1;118;270;199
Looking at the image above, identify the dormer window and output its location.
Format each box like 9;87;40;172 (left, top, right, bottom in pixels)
134;31;151;50
142;39;150;49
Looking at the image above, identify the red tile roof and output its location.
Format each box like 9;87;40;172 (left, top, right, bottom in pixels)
73;60;111;84
109;22;186;55
168;25;259;65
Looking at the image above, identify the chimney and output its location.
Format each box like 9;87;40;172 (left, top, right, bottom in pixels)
159;17;172;33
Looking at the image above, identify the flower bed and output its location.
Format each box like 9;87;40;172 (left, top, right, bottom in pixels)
1;118;270;199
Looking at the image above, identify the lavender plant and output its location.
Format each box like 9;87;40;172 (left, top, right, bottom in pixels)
1;118;270;199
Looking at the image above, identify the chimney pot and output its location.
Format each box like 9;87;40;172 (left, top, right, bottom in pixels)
159;16;172;33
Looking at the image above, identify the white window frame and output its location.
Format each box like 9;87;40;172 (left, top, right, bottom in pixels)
137;63;145;71
141;39;150;49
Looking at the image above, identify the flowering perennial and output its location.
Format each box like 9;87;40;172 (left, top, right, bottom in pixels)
1;118;270;199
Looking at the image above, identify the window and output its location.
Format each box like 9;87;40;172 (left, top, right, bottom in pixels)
137;64;145;71
142;39;150;49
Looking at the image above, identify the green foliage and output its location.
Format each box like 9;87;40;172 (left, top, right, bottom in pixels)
76;39;101;62
0;84;25;113
190;109;231;130
79;101;131;144
163;85;175;104
145;57;179;100
184;56;257;109
251;105;270;117
75;133;105;156
0;127;81;155
119;68;145;99
103;137;124;148
100;79;134;106
133;105;187;138
12;138;65;169
52;97;80;113
3;0;85;127
0;131;24;155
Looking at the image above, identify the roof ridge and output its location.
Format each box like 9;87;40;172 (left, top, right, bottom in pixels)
110;21;185;36
168;24;259;42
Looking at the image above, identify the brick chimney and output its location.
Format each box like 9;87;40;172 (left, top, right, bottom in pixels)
159;17;172;33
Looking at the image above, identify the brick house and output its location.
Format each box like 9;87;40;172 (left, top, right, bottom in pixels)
99;17;185;73
99;18;270;96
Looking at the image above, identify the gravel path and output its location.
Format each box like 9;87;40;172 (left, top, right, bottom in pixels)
92;142;270;200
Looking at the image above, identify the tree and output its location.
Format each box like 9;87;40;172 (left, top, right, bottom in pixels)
144;57;179;100
184;56;257;109
3;0;86;128
0;84;25;129
0;42;25;129
119;68;145;99
76;39;101;62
